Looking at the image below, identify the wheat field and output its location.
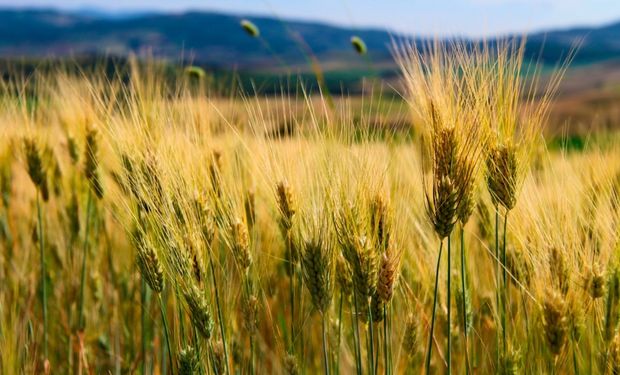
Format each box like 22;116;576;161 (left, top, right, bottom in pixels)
1;42;620;374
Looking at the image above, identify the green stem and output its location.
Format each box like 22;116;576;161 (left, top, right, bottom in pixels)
425;241;444;375
36;193;48;361
207;340;216;375
193;327;206;375
141;278;147;374
78;191;92;330
502;212;508;358
353;289;363;375
383;305;389;375
460;226;470;375
322;314;330;375
209;253;230;375
67;304;73;371
287;232;295;353
336;292;343;374
368;300;375;375
447;234;452;375
571;320;579;375
250;334;255;375
388;305;393;374
495;206;500;370
589;319;593;374
297;260;305;372
572;340;579;375
176;285;186;347
244;276;253;375
159;294;175;375
521;291;529;362
374;337;379;375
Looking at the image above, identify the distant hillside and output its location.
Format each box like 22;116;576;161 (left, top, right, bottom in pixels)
0;9;399;70
526;22;620;65
1;8;619;70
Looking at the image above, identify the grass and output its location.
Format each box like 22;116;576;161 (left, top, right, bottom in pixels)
0;40;620;374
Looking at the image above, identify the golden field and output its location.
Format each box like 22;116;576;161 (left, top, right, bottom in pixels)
1;43;620;374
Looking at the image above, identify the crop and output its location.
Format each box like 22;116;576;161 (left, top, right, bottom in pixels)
0;40;618;375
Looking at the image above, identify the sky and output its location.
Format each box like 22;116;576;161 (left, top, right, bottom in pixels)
2;0;620;37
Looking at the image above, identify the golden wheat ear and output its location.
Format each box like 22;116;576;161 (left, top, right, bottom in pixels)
486;143;519;211
276;180;296;232
178;346;199;375
184;285;215;340
542;291;568;356
24;137;49;201
231;217;252;271
84;126;104;199
135;233;165;293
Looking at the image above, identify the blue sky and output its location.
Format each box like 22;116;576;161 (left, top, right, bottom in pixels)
3;0;620;37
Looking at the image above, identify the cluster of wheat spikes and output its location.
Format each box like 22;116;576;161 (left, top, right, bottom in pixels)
397;39;580;373
1;39;620;374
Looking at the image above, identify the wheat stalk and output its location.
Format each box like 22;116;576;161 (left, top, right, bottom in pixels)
24;138;50;369
300;210;335;375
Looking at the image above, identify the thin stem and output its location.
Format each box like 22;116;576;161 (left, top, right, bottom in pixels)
193;327;205;375
322;314;330;375
388;305;393;374
159;294;175;375
425;241;444;375
78;191;93;330
460;225;470;375
208;252;230;375
336;291;343;374
297;260;305;373
495;206;500;370
67;303;73;370
353;289;363;375
447;234;452;375
589;319;593;374
374;337;379;375
135;206;148;374
383;305;389;375
287;232;295;354
521;291;530;362
36;193;48;362
572;341;579;375
502;211;508;358
141;278;147;374
243;275;253;375
207;340;216;375
250;334;255;375
176;285;186;347
368;300;375;375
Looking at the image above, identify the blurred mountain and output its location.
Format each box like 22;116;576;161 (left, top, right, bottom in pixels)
2;8;618;69
526;22;620;65
3;8;620;133
0;9;398;70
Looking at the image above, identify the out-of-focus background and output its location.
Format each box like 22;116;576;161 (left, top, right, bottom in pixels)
2;1;620;136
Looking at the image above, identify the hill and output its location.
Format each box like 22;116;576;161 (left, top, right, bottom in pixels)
3;8;620;134
0;9;398;70
1;8;619;69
